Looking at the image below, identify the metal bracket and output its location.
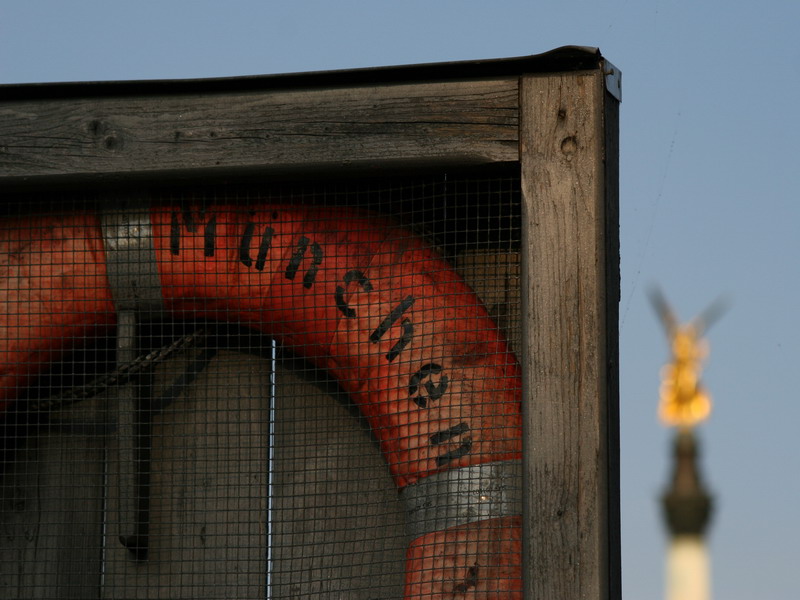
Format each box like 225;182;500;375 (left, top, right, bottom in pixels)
604;59;622;102
101;203;163;560
114;311;150;560
100;203;165;316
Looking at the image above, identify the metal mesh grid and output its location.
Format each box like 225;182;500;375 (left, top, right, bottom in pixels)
1;169;522;599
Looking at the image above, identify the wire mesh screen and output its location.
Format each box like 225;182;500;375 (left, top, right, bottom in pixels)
0;169;522;599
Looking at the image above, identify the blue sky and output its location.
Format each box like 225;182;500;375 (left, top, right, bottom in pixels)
3;1;800;598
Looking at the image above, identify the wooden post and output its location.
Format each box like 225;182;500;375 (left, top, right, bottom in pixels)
520;69;620;600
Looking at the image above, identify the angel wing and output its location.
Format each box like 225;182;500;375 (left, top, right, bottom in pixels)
648;286;679;337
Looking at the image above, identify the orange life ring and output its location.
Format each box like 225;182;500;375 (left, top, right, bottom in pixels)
0;203;522;598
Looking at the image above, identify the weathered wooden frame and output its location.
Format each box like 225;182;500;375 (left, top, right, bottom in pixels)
0;46;620;600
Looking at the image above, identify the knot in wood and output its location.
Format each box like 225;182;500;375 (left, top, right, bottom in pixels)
560;136;578;160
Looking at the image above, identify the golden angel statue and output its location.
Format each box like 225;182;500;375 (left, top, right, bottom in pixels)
650;288;726;430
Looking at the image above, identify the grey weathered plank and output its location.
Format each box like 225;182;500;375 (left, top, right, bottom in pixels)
102;349;270;599
519;70;619;600
0;79;518;184
0;400;106;599
270;364;406;599
456;250;521;353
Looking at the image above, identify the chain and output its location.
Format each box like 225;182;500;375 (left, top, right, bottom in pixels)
30;329;208;413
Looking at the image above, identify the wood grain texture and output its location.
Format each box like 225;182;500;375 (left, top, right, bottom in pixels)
102;349;269;599
456;250;521;353
0;399;106;599
270;365;406;599
519;70;620;600
0;79;518;184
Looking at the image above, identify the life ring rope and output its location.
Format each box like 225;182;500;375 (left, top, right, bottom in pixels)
1;202;523;598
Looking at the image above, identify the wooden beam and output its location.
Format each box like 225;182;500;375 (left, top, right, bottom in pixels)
0;79;518;186
520;69;620;600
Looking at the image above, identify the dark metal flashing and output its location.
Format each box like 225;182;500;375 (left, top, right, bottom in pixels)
0;46;601;100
